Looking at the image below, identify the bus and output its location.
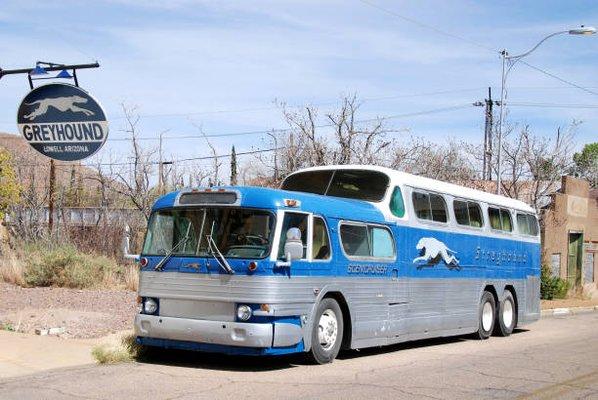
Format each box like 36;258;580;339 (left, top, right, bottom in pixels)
133;165;540;364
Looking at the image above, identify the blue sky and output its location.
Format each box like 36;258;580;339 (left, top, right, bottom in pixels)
0;0;597;170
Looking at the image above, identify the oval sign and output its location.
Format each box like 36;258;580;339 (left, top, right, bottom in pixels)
17;83;109;161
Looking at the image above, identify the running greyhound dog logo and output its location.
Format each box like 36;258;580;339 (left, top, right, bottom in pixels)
413;237;460;269
24;95;95;121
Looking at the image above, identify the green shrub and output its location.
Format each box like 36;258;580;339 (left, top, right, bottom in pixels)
22;242;123;289
540;265;570;300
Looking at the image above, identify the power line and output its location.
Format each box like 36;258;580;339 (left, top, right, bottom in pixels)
16;147;283;168
507;101;598;109
357;0;497;53
518;60;598;97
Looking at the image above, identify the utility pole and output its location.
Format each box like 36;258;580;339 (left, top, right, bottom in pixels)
473;87;501;181
230;145;238;186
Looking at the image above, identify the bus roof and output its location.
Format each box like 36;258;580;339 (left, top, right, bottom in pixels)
151;186;389;224
287;164;536;213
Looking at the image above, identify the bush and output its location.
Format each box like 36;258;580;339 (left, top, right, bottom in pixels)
21;242;134;289
92;333;143;364
540;265;570;300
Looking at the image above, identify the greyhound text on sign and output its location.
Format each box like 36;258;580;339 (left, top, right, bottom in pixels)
17;83;108;161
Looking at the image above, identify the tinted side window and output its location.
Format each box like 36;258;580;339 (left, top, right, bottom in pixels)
340;224;370;257
430;194;448;223
412;192;431;220
312;217;331;260
468;202;483;228
390;186;405;218
528;215;539;236
453;200;469;225
281;170;333;195
489;207;501;230
370;227;394;258
500;209;512;232
517;213;529;235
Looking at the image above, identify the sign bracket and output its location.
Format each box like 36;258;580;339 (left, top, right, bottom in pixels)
0;61;99;88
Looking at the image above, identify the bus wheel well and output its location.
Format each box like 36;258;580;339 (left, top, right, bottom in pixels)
483;285;498;305
504;285;518;314
323;292;352;350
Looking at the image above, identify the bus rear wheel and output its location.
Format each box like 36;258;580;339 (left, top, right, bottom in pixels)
476;291;496;340
308;298;343;364
494;291;516;337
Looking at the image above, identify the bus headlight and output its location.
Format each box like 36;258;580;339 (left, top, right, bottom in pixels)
236;305;252;321
143;298;158;315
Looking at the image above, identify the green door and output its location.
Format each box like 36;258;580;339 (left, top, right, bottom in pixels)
568;233;583;287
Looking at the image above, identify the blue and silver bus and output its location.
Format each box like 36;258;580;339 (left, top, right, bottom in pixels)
134;165;540;364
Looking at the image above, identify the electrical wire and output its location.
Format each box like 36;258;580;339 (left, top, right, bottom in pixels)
518;60;598;97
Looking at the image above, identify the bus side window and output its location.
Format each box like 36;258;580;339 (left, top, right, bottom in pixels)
500;209;513;232
468;202;484;228
390;186;405;218
312;216;331;260
488;207;501;230
370;227;395;258
453;200;469;225
528;215;539;236
430;194;448;223
340;224;370;257
412;191;431;220
517;213;529;235
278;212;308;259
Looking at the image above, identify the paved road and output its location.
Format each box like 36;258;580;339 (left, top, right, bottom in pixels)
1;312;597;400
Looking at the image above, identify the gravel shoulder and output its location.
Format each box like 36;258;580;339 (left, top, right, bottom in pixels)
0;282;137;338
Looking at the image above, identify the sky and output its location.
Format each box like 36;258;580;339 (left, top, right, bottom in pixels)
0;0;597;172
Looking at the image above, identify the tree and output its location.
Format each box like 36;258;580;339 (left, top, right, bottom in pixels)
573;142;598;188
0;148;20;220
230;146;238;186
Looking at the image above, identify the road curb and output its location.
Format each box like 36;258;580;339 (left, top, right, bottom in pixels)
541;305;598;318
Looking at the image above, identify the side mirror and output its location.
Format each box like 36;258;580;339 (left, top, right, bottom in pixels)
283;227;304;261
123;225;140;261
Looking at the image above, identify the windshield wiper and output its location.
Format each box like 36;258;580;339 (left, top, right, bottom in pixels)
206;221;234;274
154;224;191;271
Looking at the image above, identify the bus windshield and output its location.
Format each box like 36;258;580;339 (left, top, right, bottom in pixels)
142;208;275;259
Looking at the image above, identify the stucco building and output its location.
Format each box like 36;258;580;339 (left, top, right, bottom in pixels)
542;176;598;289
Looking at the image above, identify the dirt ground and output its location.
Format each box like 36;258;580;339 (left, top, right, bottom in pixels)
0;282;137;338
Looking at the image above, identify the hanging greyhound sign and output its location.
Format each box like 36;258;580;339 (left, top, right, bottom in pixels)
17;83;109;161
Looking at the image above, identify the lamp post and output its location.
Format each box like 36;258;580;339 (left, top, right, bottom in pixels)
495;26;596;195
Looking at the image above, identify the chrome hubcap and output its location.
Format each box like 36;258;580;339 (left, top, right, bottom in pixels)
482;301;493;332
318;309;338;350
503;299;514;328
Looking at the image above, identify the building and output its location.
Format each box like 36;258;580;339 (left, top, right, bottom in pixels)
542;176;598;290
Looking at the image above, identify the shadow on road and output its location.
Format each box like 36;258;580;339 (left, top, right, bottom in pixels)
135;328;529;372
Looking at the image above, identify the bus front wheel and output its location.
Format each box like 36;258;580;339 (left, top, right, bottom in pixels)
308;298;344;364
476;291;496;340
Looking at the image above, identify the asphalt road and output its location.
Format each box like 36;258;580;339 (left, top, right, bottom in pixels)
1;312;597;400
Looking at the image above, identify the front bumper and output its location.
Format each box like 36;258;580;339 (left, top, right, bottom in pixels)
134;314;302;348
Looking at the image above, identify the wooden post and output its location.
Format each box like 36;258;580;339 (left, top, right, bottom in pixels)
48;159;55;234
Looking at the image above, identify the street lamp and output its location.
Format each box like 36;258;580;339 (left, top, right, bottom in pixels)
495;25;596;195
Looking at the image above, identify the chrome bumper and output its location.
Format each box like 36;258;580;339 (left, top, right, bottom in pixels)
134;314;302;348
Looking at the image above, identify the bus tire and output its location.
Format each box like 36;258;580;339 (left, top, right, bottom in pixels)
476;291;496;340
494;291;516;337
308;298;344;364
